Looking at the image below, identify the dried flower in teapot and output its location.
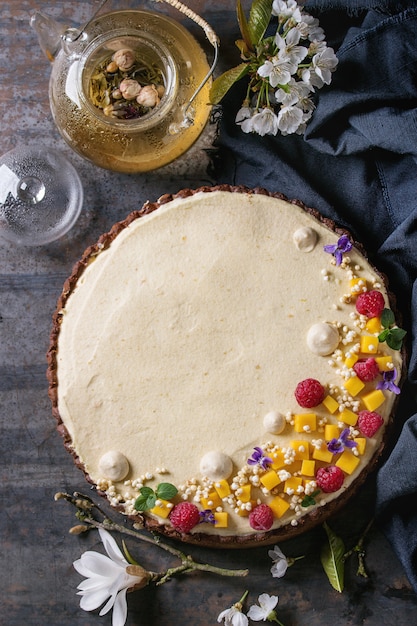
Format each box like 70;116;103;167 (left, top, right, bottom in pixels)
89;47;165;120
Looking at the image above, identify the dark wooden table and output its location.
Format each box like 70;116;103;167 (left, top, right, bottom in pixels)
1;1;416;625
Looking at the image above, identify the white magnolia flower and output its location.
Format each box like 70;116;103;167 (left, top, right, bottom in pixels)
268;545;289;578
312;47;339;85
217;594;249;626
73;528;150;626
247;593;279;622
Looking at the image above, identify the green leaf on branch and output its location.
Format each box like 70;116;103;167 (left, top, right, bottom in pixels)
209;63;250;104
236;0;273;50
320;522;345;592
247;0;274;46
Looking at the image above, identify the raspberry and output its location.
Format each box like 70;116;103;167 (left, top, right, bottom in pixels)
249;504;274;531
295;378;325;408
316;465;344;493
353;357;380;382
169;502;201;533
357;410;384;437
355;290;385;318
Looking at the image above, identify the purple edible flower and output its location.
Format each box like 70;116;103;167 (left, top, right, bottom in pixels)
199;509;216;525
327;428;357;454
323;234;352;266
247;446;272;470
376;368;401;394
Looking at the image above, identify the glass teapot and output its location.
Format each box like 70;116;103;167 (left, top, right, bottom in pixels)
31;0;219;173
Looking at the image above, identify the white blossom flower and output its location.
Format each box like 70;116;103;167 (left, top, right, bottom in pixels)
251;108;280;136
247;593;279;622
272;0;302;23
257;58;293;88
217;592;249;626
268;545;289;578
297;14;325;42
277;104;304;134
312;47;339;85
235;105;253;124
73;528;150;626
275;28;308;69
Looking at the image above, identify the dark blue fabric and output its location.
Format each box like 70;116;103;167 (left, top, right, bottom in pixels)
214;4;417;592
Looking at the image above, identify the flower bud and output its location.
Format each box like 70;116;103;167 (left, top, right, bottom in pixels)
136;84;160;108
126;565;152;591
112;48;136;71
119;78;142;100
69;524;90;535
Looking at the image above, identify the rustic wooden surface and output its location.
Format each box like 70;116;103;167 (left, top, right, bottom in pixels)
1;1;416;625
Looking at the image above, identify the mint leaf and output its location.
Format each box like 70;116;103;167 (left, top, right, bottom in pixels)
386;327;407;351
301;490;320;508
381;308;395;329
134;487;156;512
320;522;345;592
156;483;178;500
378;328;390;343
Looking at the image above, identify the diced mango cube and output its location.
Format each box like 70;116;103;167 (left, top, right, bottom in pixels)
270;450;287;470
375;356;394;372
150;499;173;519
350;277;368;295
344;353;359;369
284;476;303;495
344;376;365;397
294;413;317;433
301;459;316;477
322;395;339;414
236;484;251;503
312;443;333;463
290;440;310;460
269;495;290;518
360;335;379;354
324;424;340;441
214;479;231;499
260;469;281;491
214;512;229;528
362;389;385;411
336;450;360;475
200;491;222;510
366;317;382;334
339;408;359;426
354;438;367;455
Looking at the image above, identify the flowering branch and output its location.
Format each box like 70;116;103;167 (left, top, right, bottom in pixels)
56;491;248;582
210;0;338;136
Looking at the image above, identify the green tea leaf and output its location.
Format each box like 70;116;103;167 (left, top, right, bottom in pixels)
381;308;395;329
320;522;345;592
209;63;250;104
247;0;273;46
156;482;178;500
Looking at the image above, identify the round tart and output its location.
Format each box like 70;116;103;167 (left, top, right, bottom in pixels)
47;186;405;547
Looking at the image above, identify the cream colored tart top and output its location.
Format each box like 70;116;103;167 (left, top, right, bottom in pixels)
56;190;403;537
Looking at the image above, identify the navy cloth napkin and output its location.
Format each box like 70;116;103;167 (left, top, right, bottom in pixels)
214;2;417;591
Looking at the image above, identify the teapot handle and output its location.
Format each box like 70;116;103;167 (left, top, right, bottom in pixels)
155;0;219;132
